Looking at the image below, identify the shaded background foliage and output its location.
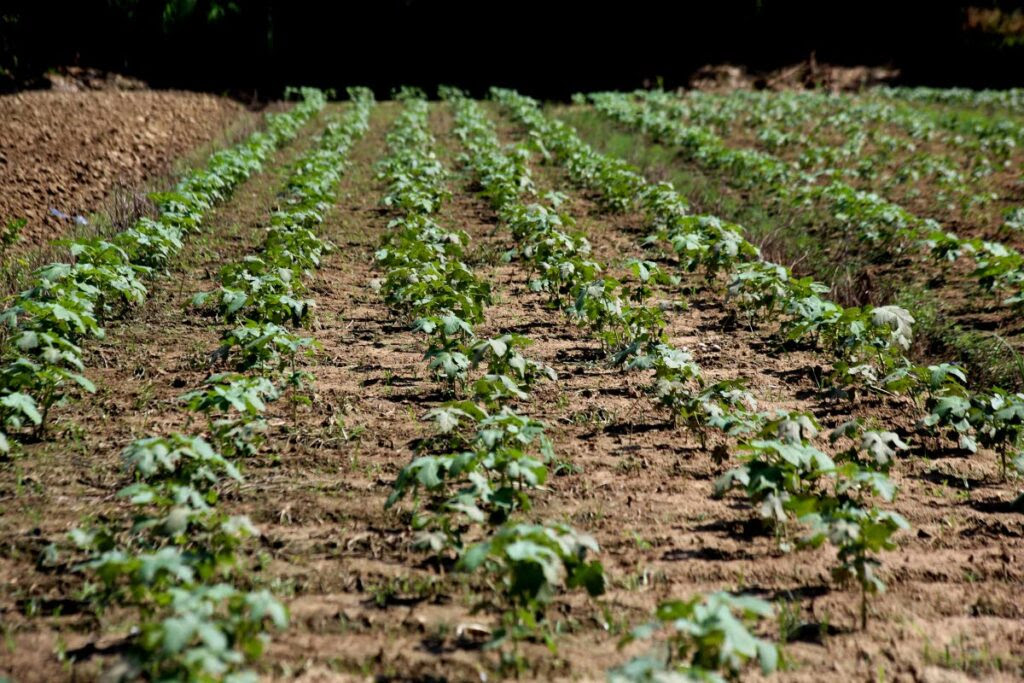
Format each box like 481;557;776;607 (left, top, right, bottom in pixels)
1;0;1022;98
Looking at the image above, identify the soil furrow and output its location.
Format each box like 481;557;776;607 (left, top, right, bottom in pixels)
480;104;1024;680
0;109;331;681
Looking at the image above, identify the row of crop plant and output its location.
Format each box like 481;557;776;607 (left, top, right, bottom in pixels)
0;89;327;455
65;88;374;680
449;90;788;679
371;89;604;675
580;91;1024;491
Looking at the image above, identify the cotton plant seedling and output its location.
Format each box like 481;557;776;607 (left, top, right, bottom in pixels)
800;501;909;631
129;584;288;682
727;261;799;323
804;422;909;630
192;267;313;327
0;328;95;435
778;298;917;396
388;260;492;324
621;258;678;304
395;447;550;553
376;218;469;268
70;537;288;681
387;408;554;519
608;306;671;366
1;287;104;342
829;419;909;473
108;489;259;583
0;391;42;450
1002;207;1024;234
72;430;257;596
31;257;149;317
608;592;780;682
413;313;475;393
637;182;689;228
714;438;837;542
882;361;967;399
662;378;756;449
180;373;280;457
121;434;243;492
504;209;598;305
217;321;318;373
812;305;915;392
529;254;603;307
705;398;908;612
180;374;279;419
661;215;760;280
458;521;605;671
916;373;1024;478
964;389;1024;479
512;210;587;261
470;334;556;388
470;373;530;408
569;277;627;346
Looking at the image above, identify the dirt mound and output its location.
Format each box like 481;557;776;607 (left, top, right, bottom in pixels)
690;57;900;93
0;89;252;250
44;65;149;92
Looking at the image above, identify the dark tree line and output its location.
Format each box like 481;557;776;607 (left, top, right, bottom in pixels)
1;1;1022;97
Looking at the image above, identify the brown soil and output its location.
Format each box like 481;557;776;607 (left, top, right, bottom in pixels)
0;89;254;249
0;102;1021;683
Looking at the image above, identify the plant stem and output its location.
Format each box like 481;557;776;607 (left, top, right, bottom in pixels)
860;566;867;631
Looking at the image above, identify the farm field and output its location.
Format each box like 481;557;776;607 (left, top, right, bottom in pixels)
0;85;1022;683
0;90;257;251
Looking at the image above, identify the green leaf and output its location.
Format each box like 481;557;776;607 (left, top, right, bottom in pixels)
568;560;606;597
459;541;491;572
1;392;42;425
161;615;197;654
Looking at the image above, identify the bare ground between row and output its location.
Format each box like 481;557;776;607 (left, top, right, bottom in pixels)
0;101;1021;683
0;106;331;681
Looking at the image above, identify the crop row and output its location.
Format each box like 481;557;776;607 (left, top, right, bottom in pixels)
592;91;1024;317
875;86;1024;116
497;86;1001;634
66;88;374;680
577;91;1024;484
522;91;1024;474
445;90;794;678
497;80;1024;597
682;89;1024;162
0;89;328;455
371;89;603;674
660;90;1018;222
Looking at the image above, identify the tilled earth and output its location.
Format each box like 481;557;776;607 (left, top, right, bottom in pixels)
0;101;1021;682
0;89;253;249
